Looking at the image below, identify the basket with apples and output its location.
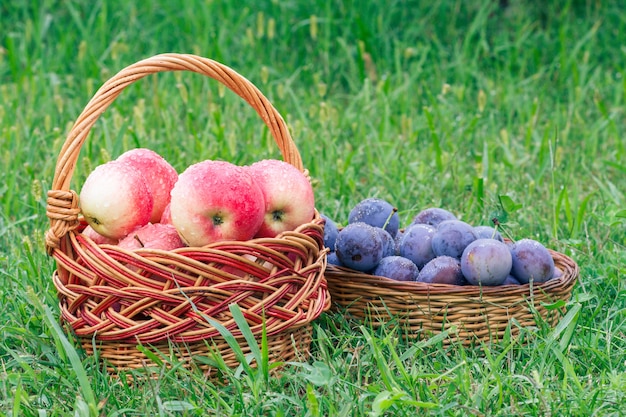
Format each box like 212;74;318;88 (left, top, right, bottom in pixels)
44;54;330;377
322;198;579;346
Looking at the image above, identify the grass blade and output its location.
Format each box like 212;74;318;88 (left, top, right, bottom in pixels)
548;302;582;353
228;303;265;372
27;287;99;417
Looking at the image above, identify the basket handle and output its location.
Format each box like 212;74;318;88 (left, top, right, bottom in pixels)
45;53;303;253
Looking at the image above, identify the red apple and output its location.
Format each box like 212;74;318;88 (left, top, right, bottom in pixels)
117;223;185;251
116;148;178;223
246;159;315;238
169;160;266;246
79;161;153;239
81;224;119;245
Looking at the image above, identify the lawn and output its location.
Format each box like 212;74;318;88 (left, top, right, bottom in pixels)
1;0;625;415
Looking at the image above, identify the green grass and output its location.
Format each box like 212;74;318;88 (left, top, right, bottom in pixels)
1;0;626;415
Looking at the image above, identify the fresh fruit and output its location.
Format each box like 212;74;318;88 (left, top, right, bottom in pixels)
79;160;153;239
417;256;466;285
169;160;266;246
553;266;564;279
509;238;555;283
460;239;512;286
116;148;178;224
393;229;405;254
327;201;562;289
117;223;186;251
398;223;436;269
321;214;339;250
411;207;456;227
247;159;315;238
335;222;383;272
373;256;419;281
473;225;504;242
348;198;399;237
431;220;478;259
502;275;521;285
327;251;343;266
81;224;119;245
160;202;173;225
375;227;396;258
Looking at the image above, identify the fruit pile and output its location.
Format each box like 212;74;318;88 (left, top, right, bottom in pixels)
78;148;316;250
322;198;562;286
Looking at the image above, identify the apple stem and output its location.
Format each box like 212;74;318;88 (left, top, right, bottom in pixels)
133;235;145;248
382;207;398;231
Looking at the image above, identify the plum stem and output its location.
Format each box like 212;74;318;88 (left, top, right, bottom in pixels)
382;207;398;231
491;217;515;242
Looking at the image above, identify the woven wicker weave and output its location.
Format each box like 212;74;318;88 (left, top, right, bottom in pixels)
326;248;578;345
44;53;330;375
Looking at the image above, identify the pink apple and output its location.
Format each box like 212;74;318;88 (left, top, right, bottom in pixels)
159;202;173;225
79;161;153;239
169;160;266;246
116;148;178;223
81;224;119;245
117;223;185;251
246;159;315;238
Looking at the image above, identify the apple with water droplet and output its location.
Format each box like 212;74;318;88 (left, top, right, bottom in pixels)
169;160;266;246
117;223;185;251
79;160;153;239
81;224;119;245
160;202;173;225
246;159;315;238
116;148;178;223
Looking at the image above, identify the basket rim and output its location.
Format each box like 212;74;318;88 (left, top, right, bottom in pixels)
325;248;579;297
51;212;330;343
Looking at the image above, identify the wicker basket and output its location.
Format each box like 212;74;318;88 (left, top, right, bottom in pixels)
44;53;330;375
325;247;579;345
